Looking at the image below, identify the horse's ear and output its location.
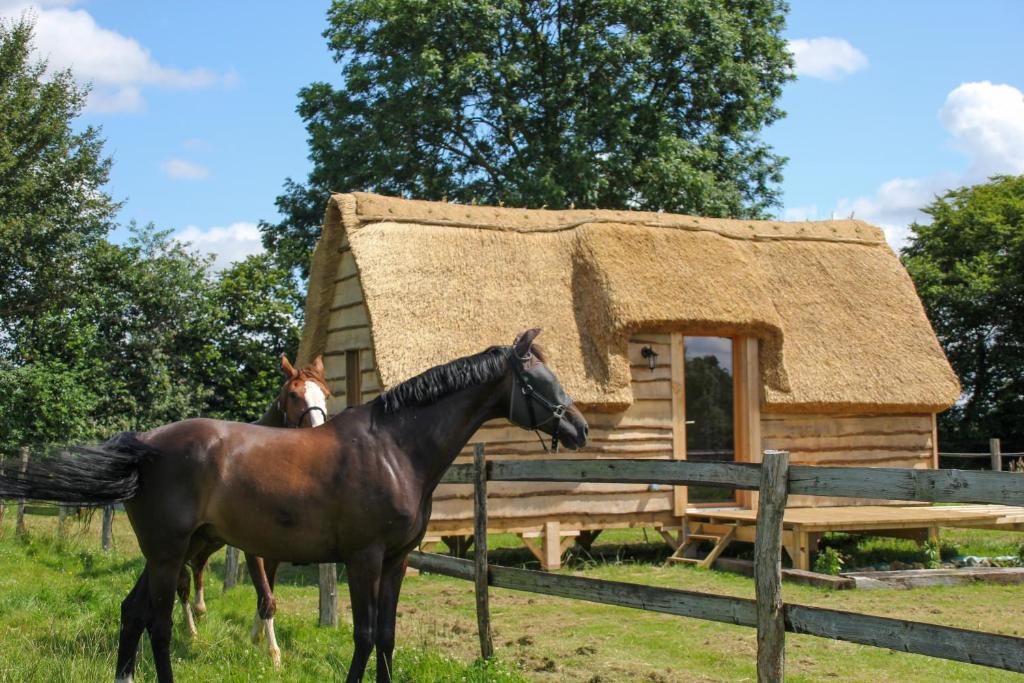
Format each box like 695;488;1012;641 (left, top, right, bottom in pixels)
281;354;298;378
311;354;325;375
512;328;542;357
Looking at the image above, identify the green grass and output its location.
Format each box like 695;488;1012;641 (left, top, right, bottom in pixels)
3;510;1024;681
0;508;525;682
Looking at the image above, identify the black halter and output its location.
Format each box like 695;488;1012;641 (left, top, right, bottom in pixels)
507;349;571;453
281;403;329;429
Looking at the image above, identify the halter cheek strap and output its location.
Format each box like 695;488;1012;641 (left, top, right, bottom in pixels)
508;351;569;453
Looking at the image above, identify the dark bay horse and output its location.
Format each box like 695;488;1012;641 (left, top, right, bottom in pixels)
179;353;331;667
0;329;587;683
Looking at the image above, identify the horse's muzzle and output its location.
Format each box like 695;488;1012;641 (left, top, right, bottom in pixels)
559;409;589;450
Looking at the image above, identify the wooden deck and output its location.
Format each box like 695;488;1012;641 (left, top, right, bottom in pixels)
683;504;1024;570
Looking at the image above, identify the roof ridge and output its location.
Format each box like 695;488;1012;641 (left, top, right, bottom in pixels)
337;192;885;245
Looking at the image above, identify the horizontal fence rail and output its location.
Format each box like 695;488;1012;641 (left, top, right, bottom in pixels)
432;448;1024;681
441;459;1024;506
786;465;1024;506
442;460;762;489
409;552;1024;674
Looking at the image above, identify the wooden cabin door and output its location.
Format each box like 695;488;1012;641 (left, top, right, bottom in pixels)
682;336;738;506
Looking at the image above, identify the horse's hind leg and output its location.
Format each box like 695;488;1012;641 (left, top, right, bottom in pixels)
146;560;187;683
245;554;282;669
115;569;150;683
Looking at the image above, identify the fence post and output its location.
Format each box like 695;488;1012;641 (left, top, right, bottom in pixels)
990;438;1002;473
223;546;240;591
101;506;114;551
57;505;67;540
319;563;338;627
473;443;494;659
755;449;790;683
0;450;5;527
16;447;29;537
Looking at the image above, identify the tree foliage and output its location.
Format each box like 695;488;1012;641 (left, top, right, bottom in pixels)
263;0;793;274
0;17;118;332
0;18;303;453
902;175;1024;451
203;253;303;421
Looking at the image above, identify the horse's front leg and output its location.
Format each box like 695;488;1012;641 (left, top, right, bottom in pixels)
175;567;197;637
245;554;282;669
345;547;385;683
188;541;220;617
374;555;409;683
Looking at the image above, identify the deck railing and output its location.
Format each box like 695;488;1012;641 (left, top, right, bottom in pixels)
409;445;1024;682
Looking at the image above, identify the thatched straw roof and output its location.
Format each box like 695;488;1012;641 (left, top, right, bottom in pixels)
299;193;960;414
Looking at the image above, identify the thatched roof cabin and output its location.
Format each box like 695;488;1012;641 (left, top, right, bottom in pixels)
296;193;961;570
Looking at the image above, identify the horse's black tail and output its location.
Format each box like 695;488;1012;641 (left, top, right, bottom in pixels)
0;432;158;505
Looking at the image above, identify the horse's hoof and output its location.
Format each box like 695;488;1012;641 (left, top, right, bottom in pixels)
270;649;282;671
193;601;207;617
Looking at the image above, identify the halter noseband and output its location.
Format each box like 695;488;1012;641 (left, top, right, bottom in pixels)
507;349;570;453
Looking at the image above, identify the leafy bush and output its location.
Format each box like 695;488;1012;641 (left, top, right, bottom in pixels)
813;547;845;576
922;541;941;569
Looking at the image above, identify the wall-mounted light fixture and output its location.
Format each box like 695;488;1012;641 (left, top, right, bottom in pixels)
640;345;659;371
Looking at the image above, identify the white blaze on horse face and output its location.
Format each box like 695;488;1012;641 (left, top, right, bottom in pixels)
304;381;327;427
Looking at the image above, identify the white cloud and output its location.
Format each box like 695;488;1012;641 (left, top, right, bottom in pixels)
162;158;211;181
788;37;868;80
826;81;1024;249
939;81;1024;178
174;222;264;271
1;1;231;112
783;205;819;222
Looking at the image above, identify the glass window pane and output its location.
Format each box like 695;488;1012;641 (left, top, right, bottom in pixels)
685;337;735;505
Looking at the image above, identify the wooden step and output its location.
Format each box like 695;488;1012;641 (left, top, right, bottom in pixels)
686;533;721;541
666;557;702;564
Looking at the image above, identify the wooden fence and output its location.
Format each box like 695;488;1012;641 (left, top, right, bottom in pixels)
409;445;1024;682
939;437;1024;471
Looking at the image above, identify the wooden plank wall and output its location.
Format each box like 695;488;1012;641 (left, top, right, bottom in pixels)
320;247;382;411
761;412;936;507
429;334;676;535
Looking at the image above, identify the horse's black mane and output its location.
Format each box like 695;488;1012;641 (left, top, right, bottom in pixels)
379;345;514;413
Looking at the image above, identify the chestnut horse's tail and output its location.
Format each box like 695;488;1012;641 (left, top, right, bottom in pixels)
0;432;157;505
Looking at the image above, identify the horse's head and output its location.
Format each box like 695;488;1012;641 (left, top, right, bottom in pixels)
278;354;333;428
505;328;589;451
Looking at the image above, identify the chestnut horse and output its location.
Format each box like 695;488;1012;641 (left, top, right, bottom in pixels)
0;329;587;683
178;353;331;667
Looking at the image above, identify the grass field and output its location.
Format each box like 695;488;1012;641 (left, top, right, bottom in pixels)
2;508;1024;682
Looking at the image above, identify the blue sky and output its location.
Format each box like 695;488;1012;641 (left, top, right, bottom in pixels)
2;0;1023;267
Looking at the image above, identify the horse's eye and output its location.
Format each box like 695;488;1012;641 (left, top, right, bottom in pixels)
288;391;299;400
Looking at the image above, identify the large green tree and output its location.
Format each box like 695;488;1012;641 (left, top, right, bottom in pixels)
902;175;1024;451
0;19;303;454
0;17;119;338
263;0;793;274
